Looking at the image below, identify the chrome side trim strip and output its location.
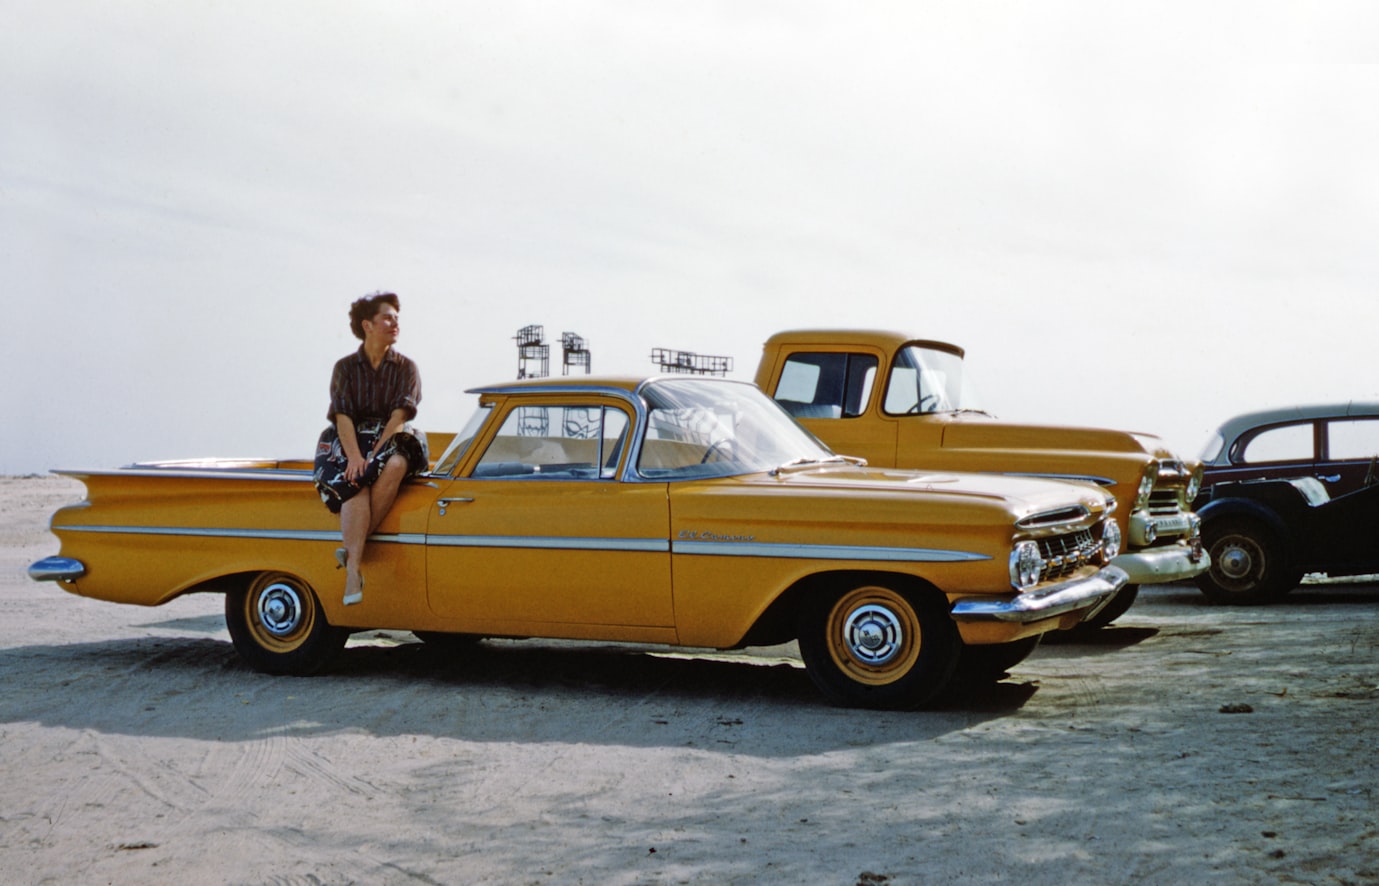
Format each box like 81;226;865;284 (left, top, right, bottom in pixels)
673;541;988;563
426;535;670;553
1000;471;1118;488
53;524;986;562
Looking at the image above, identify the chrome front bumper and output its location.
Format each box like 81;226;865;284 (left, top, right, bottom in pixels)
950;565;1129;624
1111;541;1208;585
28;556;86;582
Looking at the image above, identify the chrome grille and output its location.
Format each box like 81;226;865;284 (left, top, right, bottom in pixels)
1038;529;1099;581
1148;488;1183;516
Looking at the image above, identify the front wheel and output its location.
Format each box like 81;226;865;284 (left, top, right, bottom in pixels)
226;573;348;675
797;580;958;710
1195;519;1294;605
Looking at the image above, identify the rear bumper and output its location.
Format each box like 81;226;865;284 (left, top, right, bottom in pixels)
950;565;1129;624
1112;540;1208;585
28;556;86;582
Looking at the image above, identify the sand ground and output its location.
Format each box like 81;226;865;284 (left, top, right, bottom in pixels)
1;474;1376;885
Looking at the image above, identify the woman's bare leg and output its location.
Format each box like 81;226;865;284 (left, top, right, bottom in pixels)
340;488;371;603
367;455;409;534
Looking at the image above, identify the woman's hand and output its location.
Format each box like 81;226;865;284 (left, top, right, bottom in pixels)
344;453;368;485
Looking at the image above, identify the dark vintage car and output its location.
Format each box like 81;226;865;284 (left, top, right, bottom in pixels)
1196;402;1379;506
1194;476;1379;604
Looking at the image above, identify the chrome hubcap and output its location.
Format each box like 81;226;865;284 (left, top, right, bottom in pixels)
842;604;904;666
257;582;304;636
1218;543;1256;580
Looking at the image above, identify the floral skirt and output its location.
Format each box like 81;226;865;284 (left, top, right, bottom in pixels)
313;420;429;514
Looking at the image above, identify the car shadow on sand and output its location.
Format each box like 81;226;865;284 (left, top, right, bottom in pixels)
0;633;1039;755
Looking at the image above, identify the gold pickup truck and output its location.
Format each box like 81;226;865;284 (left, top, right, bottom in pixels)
755;329;1207;627
32;376;1127;709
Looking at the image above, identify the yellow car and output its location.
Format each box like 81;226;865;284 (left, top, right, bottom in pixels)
31;377;1127;709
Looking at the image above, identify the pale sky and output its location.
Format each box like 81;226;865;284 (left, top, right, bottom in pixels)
5;2;1378;475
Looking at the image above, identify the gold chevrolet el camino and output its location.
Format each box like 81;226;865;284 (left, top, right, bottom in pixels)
32;377;1128;709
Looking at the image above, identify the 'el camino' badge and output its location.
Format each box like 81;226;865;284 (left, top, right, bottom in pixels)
679;529;756;543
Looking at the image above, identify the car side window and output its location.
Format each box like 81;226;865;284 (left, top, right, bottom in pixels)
1326;418;1379;461
472;404;630;480
774;353;877;419
1237;423;1314;464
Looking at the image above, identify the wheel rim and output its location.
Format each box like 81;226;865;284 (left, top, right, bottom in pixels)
825;586;921;686
245;573;318;653
1213;534;1265;592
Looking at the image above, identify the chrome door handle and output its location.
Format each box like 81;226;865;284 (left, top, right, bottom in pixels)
437;497;473;516
1319;474;1341;483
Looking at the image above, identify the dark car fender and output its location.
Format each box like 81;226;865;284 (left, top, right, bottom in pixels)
1196;493;1297;562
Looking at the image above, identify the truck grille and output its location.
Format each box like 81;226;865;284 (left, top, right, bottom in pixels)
1148;489;1184;517
1038;529;1100;581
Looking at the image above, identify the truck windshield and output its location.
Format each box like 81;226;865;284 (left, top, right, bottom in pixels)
882;345;982;415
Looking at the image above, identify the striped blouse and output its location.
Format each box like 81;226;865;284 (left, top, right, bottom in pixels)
327;347;422;423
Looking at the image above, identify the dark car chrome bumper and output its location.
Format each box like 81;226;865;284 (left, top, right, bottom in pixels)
29;557;86;582
950;565;1129;623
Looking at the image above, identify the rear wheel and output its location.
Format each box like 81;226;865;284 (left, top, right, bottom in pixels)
1195;519;1294;605
797;580;958;709
226;573;348;675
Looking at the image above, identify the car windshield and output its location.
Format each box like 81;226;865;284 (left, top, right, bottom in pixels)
882;344;983;415
637;378;836;479
433;403;492;475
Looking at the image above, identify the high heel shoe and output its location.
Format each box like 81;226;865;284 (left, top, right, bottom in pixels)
335;547;348;570
343;569;364;606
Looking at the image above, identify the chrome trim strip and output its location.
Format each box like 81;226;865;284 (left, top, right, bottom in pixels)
28;556;87;581
61;524;347;542
673;540;988;563
1000;471;1118;488
52;524;986;562
427;535;669;553
950;565;1129;623
60;467;317;482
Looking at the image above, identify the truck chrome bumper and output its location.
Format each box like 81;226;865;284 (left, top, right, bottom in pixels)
1111;541;1208;585
950;565;1129;624
28;556;86;582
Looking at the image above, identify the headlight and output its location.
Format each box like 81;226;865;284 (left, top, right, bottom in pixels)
1133;463;1158;511
1009;541;1044;590
1101;517;1122;561
1181;465;1204;508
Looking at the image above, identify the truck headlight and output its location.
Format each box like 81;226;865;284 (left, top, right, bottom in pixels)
1134;464;1158;511
1010;541;1044;590
1101;517;1122;561
1180;465;1204;509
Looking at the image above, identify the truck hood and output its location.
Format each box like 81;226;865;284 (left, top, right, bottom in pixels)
939;414;1174;459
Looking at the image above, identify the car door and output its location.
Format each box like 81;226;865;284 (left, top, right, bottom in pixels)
424;399;675;641
1212;421;1318;490
771;349;895;465
1320;417;1379;497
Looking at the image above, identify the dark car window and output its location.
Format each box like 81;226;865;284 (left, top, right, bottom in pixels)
1326;418;1379;461
1238;423;1314;464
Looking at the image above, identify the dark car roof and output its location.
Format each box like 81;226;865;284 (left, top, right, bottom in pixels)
1212;401;1379;446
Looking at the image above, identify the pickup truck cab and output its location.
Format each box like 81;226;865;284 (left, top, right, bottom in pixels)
755;329;1207;626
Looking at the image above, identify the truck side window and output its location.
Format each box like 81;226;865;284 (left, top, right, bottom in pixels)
775;353;877;419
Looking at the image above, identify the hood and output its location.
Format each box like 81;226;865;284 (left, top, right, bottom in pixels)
740;463;1112;524
939;414;1168;457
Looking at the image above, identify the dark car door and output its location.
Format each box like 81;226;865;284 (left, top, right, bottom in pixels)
1207;420;1318;492
1319;417;1379;498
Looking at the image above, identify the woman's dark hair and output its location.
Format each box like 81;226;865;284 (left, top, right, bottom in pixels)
349;292;401;340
